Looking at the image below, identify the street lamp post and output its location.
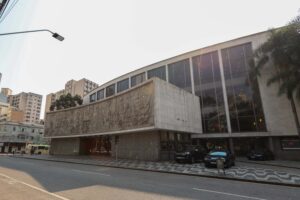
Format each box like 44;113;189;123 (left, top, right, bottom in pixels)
0;29;64;41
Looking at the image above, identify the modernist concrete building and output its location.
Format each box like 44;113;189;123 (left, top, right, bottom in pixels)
45;30;300;160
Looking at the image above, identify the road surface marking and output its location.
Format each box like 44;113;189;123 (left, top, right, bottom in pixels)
0;173;70;200
72;169;111;177
192;188;267;200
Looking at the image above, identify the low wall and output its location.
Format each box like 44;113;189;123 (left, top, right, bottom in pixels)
111;132;160;161
50;138;80;155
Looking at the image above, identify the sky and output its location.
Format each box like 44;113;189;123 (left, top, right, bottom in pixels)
0;0;299;119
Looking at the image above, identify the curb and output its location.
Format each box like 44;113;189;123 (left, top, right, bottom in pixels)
10;156;300;188
237;160;300;170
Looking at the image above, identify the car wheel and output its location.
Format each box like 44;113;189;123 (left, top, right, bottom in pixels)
232;161;235;166
204;163;210;168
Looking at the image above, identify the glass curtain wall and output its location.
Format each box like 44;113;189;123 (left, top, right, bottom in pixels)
168;59;192;92
221;43;266;132
147;66;166;80
192;51;227;133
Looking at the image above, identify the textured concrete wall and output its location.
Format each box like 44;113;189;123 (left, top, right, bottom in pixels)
50;138;80;155
251;34;300;136
154;78;202;134
45;82;154;137
111;132;160;161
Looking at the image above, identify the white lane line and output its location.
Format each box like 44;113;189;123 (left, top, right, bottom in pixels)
71;169;111;177
192;188;267;200
0;173;70;200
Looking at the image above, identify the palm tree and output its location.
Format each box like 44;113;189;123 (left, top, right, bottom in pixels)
252;15;300;137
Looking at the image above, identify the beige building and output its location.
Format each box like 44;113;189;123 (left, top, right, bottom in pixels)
0;102;24;123
8;92;42;124
1;88;12;97
65;78;98;97
45;78;98;114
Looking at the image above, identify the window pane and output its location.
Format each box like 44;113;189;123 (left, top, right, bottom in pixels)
192;51;227;133
90;93;96;103
117;78;129;93
97;89;104;100
147;66;166;80
221;43;266;132
106;84;115;97
131;73;145;87
168;59;192;92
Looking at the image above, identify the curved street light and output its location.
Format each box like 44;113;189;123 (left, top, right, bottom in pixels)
0;29;64;41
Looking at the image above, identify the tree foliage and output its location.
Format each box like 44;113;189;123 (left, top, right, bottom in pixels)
252;14;300;135
49;93;83;111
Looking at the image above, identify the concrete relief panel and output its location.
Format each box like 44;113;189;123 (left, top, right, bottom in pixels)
45;82;154;137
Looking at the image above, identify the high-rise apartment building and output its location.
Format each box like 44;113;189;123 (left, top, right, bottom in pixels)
65;78;98;97
1;88;12;96
8;92;42;124
45;78;98;114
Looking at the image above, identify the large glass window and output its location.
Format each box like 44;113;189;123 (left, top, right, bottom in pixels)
147;66;166;80
193;51;227;133
168;59;192;92
97;89;104;100
117;78;129;93
131;73;145;87
90;93;96;103
221;43;266;132
106;84;115;97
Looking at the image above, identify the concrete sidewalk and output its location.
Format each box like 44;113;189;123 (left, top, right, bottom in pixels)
237;157;300;169
10;154;300;187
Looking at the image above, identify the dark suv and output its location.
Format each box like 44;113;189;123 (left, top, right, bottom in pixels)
175;145;207;164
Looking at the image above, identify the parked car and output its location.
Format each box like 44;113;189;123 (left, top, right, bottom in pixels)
204;150;235;168
175;145;207;163
247;149;274;161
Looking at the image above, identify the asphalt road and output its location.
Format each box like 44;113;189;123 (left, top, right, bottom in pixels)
0;155;299;200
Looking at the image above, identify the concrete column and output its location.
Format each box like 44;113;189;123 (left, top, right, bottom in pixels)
217;50;232;134
128;76;132;88
189;57;195;95
166;65;169;82
145;70;148;80
268;137;274;152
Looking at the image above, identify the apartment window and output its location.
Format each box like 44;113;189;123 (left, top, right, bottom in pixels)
131;73;145;87
106;84;115;97
147;66;166;80
97;89;104;100
32;129;35;133
89;93;96;103
13;127;16;131
168;59;192;92
117;78;129;93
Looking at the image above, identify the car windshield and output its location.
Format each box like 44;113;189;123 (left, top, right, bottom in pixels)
209;151;227;157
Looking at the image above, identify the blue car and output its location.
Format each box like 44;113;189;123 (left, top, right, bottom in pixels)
204;150;235;168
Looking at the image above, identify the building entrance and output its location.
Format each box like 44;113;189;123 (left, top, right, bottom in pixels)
80;136;111;156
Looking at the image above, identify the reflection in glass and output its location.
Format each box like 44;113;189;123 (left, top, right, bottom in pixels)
168;59;192;92
117;78;129;93
147;66;166;80
97;89;104;100
193;51;227;133
131;73;145;87
106;84;115;97
221;43;266;132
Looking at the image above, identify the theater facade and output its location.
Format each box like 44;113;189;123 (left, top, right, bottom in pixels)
45;30;300;160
